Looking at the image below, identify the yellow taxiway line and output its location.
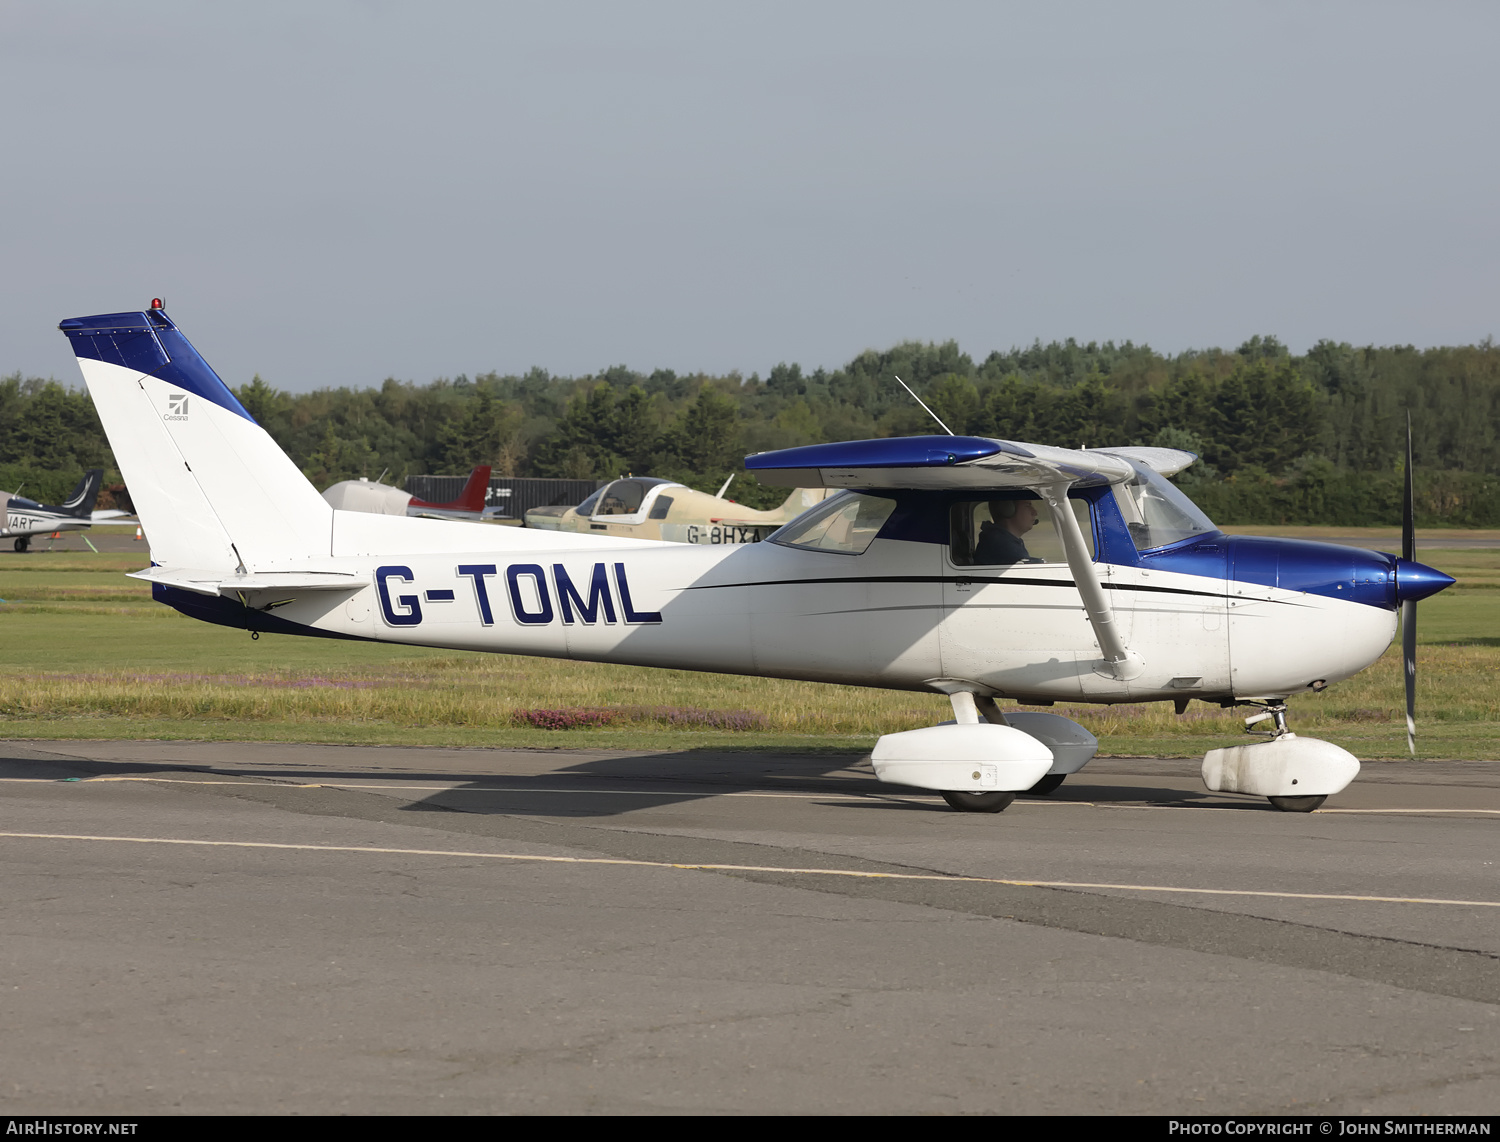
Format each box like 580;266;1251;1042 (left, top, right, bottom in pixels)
0;830;1496;909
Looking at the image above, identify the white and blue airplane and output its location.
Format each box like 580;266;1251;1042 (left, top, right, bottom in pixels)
2;468;106;552
59;304;1455;813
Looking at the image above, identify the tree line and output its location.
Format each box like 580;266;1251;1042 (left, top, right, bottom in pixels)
3;332;1499;525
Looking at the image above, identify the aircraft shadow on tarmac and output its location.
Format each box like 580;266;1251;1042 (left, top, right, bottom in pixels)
0;748;1229;820
389;753;1227;819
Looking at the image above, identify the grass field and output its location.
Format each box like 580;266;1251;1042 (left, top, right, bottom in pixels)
1;540;1495;759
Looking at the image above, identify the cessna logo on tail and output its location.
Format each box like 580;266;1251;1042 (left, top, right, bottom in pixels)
375;562;663;628
165;393;189;421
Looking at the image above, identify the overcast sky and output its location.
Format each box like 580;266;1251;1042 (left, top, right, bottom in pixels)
3;2;1497;392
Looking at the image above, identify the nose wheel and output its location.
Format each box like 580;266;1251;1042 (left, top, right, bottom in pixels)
1267;794;1326;813
13;536;29;552
1224;696;1356;810
940;790;1016;813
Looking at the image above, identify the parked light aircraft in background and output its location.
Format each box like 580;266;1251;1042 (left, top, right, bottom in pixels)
60;305;1455;813
322;466;493;520
524;477;833;544
1;469;104;551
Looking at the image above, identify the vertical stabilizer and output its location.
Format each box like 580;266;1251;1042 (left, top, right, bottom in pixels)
409;465;493;513
58;469;104;517
59;308;332;570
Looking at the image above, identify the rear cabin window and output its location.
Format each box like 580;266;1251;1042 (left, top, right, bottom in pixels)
769;492;896;556
950;495;1093;566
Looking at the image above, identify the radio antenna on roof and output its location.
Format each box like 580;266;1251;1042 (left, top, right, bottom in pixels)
893;375;955;436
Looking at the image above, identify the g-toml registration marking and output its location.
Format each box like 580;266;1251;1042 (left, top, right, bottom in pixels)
376;561;663;628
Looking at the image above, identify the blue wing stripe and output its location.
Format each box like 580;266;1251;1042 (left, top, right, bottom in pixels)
744;435;1020;471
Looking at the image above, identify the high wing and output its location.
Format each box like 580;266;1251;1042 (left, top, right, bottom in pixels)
1088;446;1198;478
746;436;1195;490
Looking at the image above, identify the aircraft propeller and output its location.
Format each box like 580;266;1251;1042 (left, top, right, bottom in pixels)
1402;413;1417;756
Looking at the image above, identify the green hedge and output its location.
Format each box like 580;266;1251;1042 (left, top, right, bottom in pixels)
1181;464;1500;527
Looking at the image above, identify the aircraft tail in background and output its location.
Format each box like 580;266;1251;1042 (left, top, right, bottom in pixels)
57;468;104;518
408;465;492;518
58;304;334;572
775;486;835;519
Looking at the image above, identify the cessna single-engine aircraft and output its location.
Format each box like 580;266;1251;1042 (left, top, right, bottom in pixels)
524;478;832;544
1;469;104;552
60;304;1455;812
322;465;494;520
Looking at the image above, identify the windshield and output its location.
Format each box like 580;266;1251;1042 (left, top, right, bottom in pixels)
1111;462;1218;551
768;491;896;555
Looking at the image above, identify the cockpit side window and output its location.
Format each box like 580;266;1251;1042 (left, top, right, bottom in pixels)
1110;462;1218;551
769;491;896;555
950;494;1093;566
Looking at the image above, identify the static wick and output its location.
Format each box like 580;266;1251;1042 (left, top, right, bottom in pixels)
893;375;955;436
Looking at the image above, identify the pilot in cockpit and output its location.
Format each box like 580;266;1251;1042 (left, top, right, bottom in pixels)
974;499;1043;565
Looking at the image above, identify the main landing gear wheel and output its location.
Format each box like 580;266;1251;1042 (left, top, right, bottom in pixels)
1268;795;1326;813
13;536;29;552
1026;773;1067;796
940;790;1016;813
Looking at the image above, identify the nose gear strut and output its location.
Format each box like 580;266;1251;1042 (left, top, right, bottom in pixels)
1241;701;1289;738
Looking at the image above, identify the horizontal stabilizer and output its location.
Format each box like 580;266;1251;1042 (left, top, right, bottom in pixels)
127;567;229;596
129;567;369;597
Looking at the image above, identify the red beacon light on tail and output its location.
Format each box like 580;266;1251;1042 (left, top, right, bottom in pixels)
149;298;164;310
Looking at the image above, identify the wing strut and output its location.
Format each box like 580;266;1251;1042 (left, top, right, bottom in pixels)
1039;482;1145;681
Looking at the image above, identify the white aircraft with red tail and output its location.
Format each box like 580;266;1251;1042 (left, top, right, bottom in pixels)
322;465;493;520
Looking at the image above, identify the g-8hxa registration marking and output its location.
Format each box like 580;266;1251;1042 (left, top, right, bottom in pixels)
375;562;663;628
